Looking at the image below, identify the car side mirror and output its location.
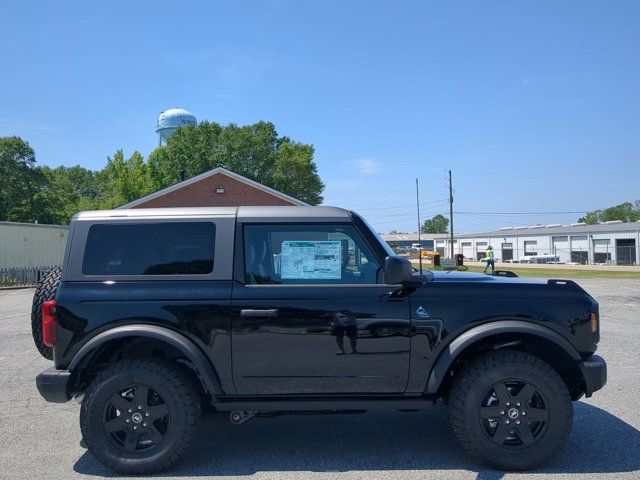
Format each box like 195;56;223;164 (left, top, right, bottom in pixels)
384;256;414;285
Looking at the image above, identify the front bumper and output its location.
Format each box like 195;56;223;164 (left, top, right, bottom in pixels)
580;354;607;397
36;367;72;403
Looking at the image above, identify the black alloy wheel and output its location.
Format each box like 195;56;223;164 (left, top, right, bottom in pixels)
80;358;201;474
479;379;549;448
449;350;573;470
102;384;170;452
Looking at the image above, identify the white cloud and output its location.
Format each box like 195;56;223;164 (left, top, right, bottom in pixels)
357;158;381;175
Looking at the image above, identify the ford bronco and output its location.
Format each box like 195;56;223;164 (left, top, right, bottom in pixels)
34;206;606;473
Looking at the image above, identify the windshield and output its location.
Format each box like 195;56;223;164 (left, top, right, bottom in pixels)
351;212;396;258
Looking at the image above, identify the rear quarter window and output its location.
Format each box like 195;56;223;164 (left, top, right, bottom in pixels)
82;222;215;275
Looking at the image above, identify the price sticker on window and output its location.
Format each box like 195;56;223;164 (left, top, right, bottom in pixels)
281;241;342;279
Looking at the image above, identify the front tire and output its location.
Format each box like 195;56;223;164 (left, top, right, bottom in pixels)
449;350;573;470
80;358;201;474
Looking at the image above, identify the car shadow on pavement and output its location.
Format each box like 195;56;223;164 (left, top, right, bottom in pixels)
73;402;640;478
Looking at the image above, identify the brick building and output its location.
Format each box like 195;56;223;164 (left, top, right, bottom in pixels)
117;167;308;209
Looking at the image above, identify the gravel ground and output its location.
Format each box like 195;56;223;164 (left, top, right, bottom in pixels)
0;279;638;480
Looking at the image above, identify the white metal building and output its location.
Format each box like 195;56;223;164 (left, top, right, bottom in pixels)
0;222;69;268
433;221;640;266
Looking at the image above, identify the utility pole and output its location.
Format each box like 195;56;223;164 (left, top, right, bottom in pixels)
416;178;423;274
448;169;454;258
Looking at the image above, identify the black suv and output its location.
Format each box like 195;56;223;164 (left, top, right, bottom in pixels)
35;206;606;473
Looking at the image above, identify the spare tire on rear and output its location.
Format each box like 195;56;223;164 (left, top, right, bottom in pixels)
31;266;61;360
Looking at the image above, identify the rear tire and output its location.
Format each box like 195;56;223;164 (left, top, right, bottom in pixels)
449;350;573;470
80;358;201;474
30;266;61;360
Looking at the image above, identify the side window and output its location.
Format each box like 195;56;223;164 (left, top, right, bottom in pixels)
244;224;381;285
82;222;215;275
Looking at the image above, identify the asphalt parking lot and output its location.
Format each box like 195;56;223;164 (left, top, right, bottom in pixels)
0;279;638;480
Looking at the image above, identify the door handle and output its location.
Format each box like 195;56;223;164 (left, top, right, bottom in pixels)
240;309;279;318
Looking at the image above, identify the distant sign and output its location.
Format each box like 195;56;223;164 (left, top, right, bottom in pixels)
440;258;457;267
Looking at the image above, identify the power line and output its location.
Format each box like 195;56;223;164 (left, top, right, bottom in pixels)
454;210;588;215
355;198;449;211
340;185;417;203
365;208;449;220
454;216;491;229
372;212;449;226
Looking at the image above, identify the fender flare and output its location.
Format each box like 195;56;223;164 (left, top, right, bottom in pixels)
425;320;582;394
67;324;223;397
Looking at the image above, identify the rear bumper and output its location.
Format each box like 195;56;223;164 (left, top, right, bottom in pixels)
580;354;607;397
36;367;72;403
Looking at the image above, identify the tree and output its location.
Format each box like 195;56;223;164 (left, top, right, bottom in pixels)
38;165;103;224
270;138;324;205
421;214;449;233
0;136;44;222
578;201;640;224
102;150;152;208
1;120;325;225
147;121;324;204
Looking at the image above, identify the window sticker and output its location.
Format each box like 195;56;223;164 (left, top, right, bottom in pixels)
281;241;342;279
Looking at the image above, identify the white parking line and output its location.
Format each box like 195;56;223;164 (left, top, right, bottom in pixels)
614;285;640;293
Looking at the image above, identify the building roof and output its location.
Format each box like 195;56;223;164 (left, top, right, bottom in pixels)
117;167;309;209
434;221;640;240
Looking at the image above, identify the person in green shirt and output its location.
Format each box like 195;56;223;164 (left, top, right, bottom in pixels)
484;246;495;274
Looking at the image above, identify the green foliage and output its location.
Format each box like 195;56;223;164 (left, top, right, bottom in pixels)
102;150;151;208
421;214;449;233
578;201;640;224
0;136;149;224
271;139;323;205
0;136;44;222
37;165;103;224
1;123;324;224
147;121;324;204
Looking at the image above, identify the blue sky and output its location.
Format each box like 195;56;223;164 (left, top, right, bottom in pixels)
1;1;638;232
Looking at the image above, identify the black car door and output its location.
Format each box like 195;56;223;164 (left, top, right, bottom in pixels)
231;223;411;395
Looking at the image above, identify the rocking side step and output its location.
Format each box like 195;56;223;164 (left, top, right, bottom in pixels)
215;397;436;413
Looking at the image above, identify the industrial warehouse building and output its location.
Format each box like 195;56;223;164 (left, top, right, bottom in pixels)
432;221;640;266
0;222;68;268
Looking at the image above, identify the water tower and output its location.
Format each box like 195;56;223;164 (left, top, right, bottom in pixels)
156;108;197;146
